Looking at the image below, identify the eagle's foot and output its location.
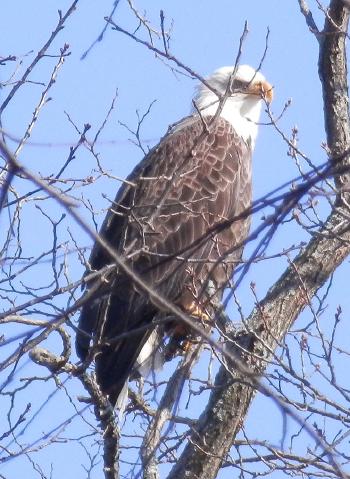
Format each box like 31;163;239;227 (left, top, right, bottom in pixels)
180;338;199;352
163;298;212;362
181;299;210;324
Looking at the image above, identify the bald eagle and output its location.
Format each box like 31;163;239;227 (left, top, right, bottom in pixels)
76;65;273;406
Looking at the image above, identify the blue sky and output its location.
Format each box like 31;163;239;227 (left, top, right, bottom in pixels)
1;1;349;478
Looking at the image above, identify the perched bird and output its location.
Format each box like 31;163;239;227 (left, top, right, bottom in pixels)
76;64;273;407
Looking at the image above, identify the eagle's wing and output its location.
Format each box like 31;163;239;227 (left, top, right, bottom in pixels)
76;115;251;405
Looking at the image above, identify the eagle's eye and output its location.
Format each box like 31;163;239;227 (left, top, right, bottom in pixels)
229;79;247;94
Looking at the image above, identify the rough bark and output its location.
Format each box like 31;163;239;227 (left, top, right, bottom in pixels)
318;0;350;182
167;2;350;478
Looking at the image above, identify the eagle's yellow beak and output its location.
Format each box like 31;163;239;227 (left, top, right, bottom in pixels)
248;80;274;103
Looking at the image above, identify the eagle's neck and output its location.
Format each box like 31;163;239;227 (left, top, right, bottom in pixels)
194;92;262;150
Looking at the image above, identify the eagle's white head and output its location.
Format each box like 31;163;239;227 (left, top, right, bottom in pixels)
194;65;273;149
